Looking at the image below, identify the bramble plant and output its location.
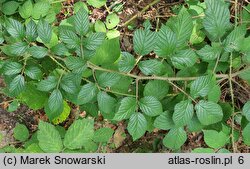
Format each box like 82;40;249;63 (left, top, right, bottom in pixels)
0;0;250;153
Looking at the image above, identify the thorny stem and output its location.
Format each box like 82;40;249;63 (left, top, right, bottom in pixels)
135;78;139;112
229;53;237;153
87;61;250;82
167;81;197;104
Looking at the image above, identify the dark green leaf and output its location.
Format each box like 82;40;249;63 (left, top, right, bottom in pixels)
113;97;137;121
138;59;163;75
243;101;250;121
26;20;38;42
6;18;25;39
171;49;197;69
77;83;98;105
155;25;177;57
64;119;94;149
28;46;48;59
14;124;29;142
74;9;89;36
173;100;194;127
195;100;223;125
203;0;231;40
118;52;136;73
3;62;22;76
37;19;52;44
127;113;147;141
203;130;229;149
154;111;175;130
9;75;25;96
139;96;163;117
37;121;63;153
24;66;43;80
9;42;28;56
133;29;156;56
2;1;19;15
97;72;121;88
190;74;216;98
143;80;169;100
163;127;187;150
37;76;57;92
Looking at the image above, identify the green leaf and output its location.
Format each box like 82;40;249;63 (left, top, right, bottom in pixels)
143;80;169;100
187;116;205;132
9;42;28;56
3;62;22;76
37;121;63;153
37;19;52;44
9;75;25;96
196;44;222;61
190;74;216;98
59;73;78;94
97;92;117;117
243;101;250;121
74;2;89;13
173;100;194;127
106;13;120;29
90;38;121;65
118;52;136;73
51;43;69;56
74;8;89;36
52;101;71;125
155;25;177;57
14;124;29;142
195;100;223;125
28;46;48;59
87;0;107;8
107;30;120;39
171;8;193;48
19;0;33;19
203;130;229;149
163;127;187;150
93;128;114;143
48;89;63;119
94;20;106;32
26;20;38;42
192;148;214;153
64;56;86;73
113;97;137;121
31;1;50;19
6;18;25;39
243;123;250;146
59;28;80;48
97;72;121;88
171;49;197;69
77;83;98;105
133;29;156;56
84;32;105;50
24;66;43;80
18;83;47;110
208;85;221;103
63;119;94;149
223;26;246;52
139;96;163;117
127;113;147;141
2;1;19;15
138;59;163;75
37;76;57;92
154;111;175;130
203;0;231;40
